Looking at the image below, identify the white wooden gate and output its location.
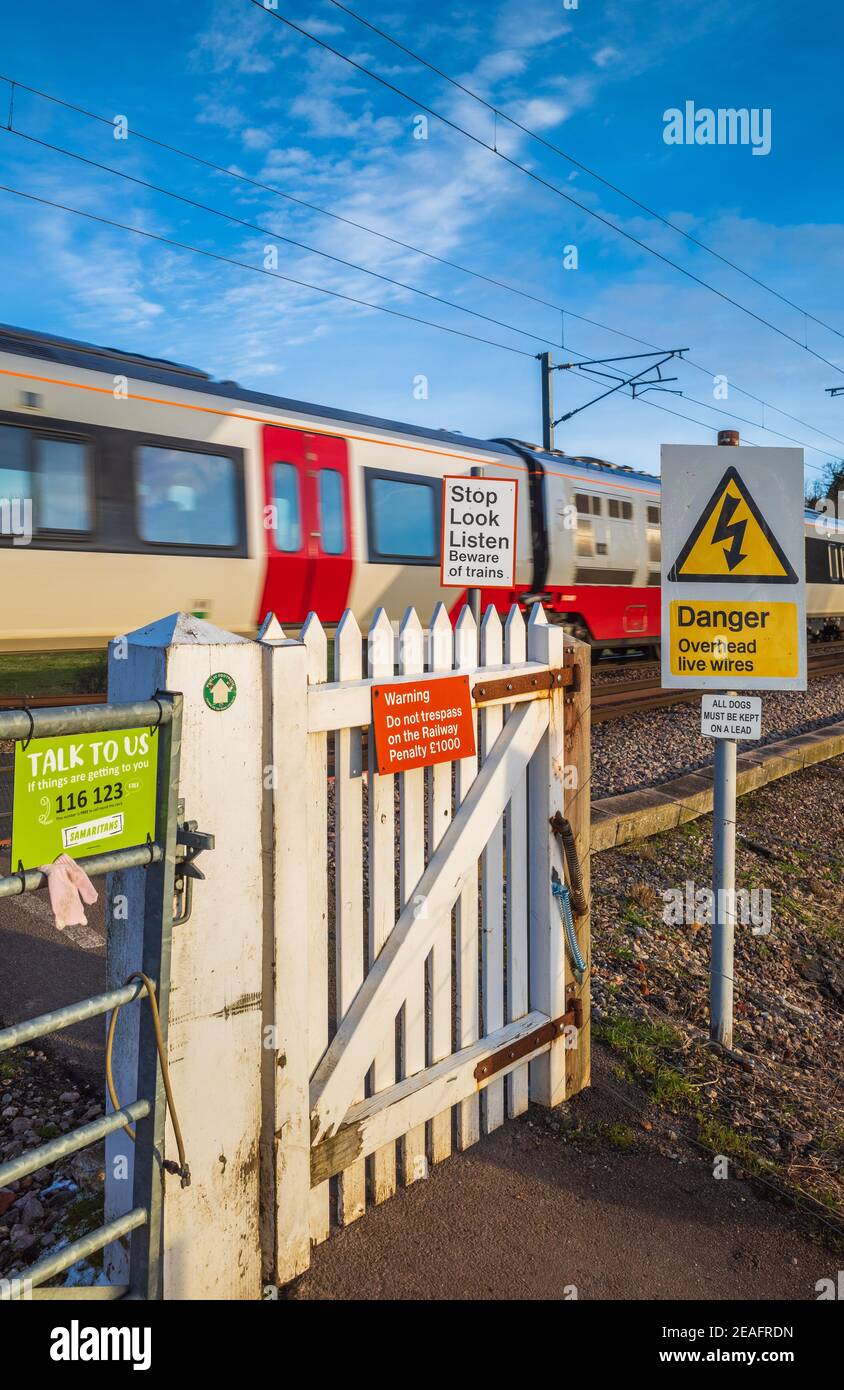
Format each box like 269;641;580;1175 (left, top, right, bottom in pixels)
261;602;591;1285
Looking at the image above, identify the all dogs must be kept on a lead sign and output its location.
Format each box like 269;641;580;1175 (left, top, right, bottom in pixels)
440;475;518;589
701;694;761;740
660;445;806;691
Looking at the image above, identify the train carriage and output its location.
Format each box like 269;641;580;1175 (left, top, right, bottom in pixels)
1;323;843;652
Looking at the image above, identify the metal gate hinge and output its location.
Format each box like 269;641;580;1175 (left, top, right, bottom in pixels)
472;665;575;705
173;816;215;927
474;1005;582;1084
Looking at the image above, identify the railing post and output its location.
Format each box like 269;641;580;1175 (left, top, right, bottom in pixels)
105;613;265;1299
564;634;591;1098
527;610;568;1107
128;692;182;1301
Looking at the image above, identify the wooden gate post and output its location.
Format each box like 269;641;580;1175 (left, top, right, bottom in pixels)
564;634;591;1098
259;619;312;1286
105;613;265;1299
527;611;568;1107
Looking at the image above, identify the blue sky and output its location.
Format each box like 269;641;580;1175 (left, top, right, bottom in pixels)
1;0;843;481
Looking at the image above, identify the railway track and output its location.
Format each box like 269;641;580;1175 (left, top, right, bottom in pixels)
592;644;844;722
3;642;844;723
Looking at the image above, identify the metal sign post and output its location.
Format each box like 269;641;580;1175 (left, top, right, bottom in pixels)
711;717;737;1047
661;432;806;1049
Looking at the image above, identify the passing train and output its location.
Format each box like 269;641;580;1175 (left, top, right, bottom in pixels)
1;322;843;653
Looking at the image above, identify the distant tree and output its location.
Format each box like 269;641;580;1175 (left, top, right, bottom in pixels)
805;458;844;509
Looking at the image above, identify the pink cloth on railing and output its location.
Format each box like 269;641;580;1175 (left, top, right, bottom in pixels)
37;854;98;930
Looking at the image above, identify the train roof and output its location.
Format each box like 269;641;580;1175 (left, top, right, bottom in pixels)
0;322;517;458
1;322;659;484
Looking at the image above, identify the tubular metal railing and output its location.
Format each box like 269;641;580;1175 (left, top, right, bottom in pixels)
0;694;183;1301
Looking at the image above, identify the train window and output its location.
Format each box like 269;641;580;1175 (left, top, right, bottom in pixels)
318;469;345;555
647;505;660;525
365;469;438;563
0;425;29;531
35;438;91;531
0;425;91;534
609;499;633;520
575;493;602;516
136;446;238;547
608;499;619;518
271;463;302;552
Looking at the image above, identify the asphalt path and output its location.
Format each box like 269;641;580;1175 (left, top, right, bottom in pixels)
0;844;106;1086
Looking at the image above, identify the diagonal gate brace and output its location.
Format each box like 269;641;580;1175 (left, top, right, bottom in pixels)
310;696;550;1141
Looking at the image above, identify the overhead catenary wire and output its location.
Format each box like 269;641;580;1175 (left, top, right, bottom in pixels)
12;124;837;466
324;0;844;349
4;178;822;461
4;75;843;463
245;0;844;380
1;125;564;353
0;181;536;358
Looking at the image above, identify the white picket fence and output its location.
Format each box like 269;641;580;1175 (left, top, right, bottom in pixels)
261;602;591;1285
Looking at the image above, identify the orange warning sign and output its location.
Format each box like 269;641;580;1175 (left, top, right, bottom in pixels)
371;674;476;774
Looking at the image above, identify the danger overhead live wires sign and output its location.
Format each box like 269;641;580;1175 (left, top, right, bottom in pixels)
660;445;806;692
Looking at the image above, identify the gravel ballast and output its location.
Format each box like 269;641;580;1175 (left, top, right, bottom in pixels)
593;671;844;798
591;754;844;1224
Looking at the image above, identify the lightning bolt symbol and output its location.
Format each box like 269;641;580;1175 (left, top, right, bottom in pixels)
711;492;748;571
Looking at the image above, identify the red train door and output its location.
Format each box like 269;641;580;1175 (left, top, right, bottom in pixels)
259;424;353;624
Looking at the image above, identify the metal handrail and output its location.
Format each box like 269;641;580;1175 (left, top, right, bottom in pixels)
0;1210;147;1297
0;845;162;900
0;697;173;742
0;980;147;1052
0;1102;150;1188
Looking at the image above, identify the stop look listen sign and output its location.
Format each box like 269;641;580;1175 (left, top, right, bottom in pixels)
660;445;806;691
440;475;518;589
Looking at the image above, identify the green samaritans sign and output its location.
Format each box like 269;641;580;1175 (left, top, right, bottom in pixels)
11;727;158;871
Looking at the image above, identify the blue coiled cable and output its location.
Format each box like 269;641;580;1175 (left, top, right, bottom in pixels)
551;870;586;984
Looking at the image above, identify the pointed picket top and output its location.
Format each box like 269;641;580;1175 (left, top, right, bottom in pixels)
257;611;286;645
335;609;362;680
428;602;453;673
118;612;249;648
480;604;503;666
368;607;395;678
528;601;548;629
504;604;526;663
300;611;327;683
399;606;424;674
454;603;478;670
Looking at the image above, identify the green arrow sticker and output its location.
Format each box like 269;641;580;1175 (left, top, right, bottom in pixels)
203;672;237;712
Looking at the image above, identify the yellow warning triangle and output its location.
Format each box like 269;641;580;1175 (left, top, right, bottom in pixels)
668;465;797;584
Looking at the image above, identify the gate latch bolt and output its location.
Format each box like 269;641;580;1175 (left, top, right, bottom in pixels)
173;818;215;926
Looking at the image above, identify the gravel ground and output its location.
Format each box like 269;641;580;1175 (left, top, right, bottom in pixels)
593;671;844;798
592;754;844;1222
0;1050;106;1282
